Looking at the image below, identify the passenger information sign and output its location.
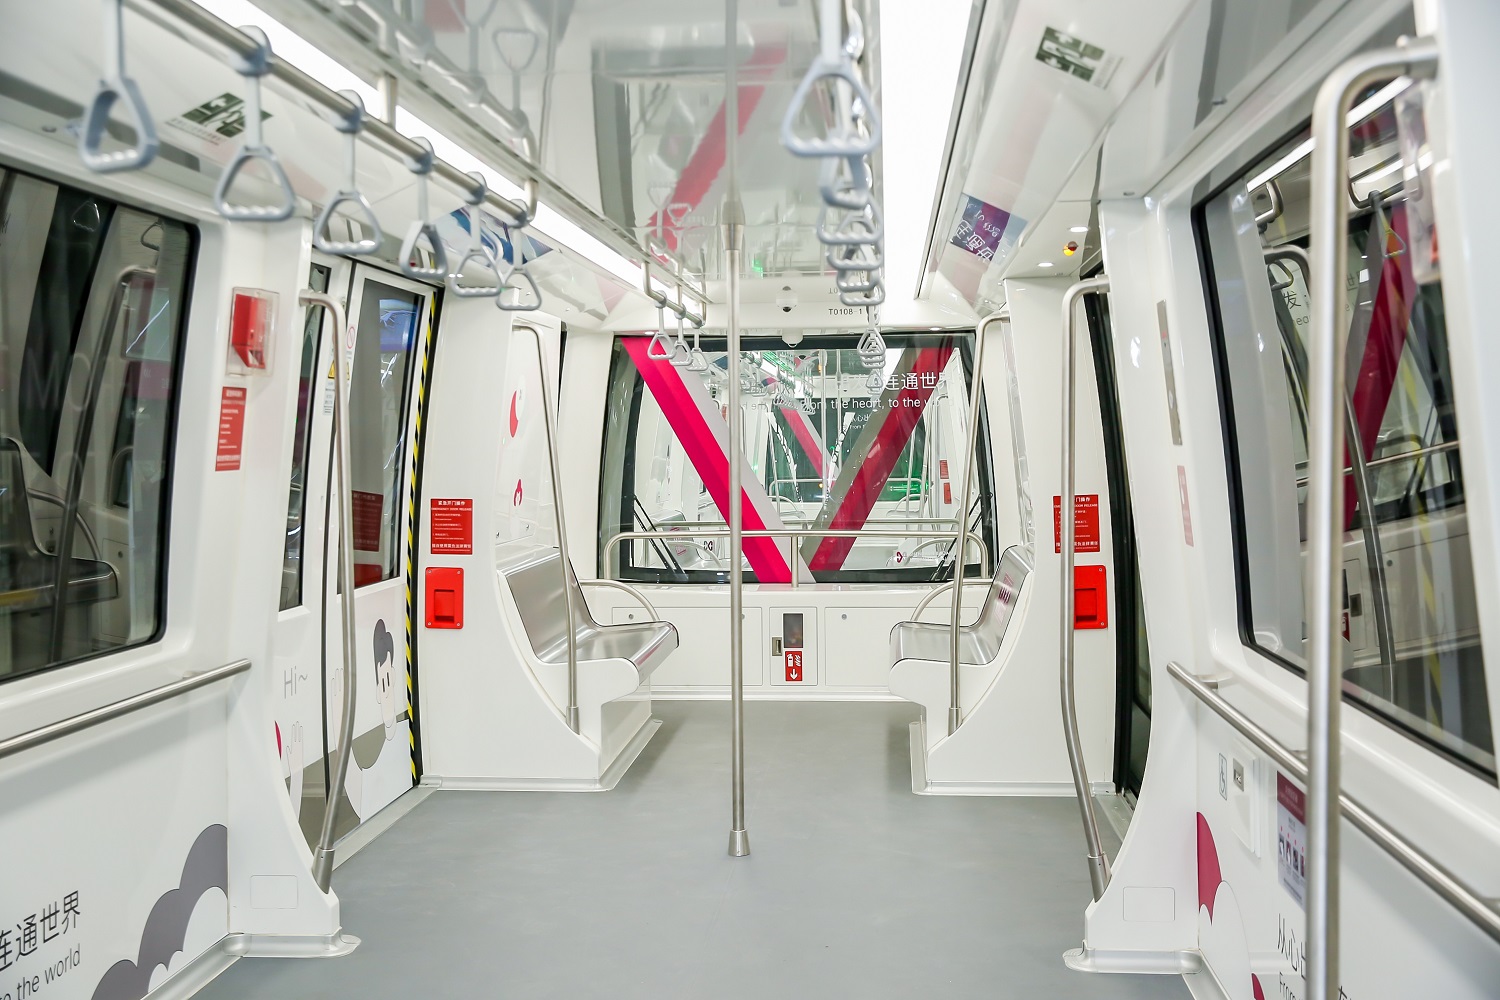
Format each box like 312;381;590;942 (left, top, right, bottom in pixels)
430;498;474;555
1052;494;1100;553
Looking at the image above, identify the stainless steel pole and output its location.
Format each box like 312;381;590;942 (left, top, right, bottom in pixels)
304;289;360;893
947;314;997;733
724;0;749;859
1060;275;1111;900
1305;39;1437;1000
518;325;579;733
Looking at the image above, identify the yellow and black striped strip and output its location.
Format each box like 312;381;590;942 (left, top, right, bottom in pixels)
401;304;438;782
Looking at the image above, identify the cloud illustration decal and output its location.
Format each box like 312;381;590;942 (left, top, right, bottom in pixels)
92;824;228;1000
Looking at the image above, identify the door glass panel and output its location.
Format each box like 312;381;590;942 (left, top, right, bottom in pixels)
598;331;995;584
349;278;422;587
280;264;331;610
0;168;193;681
1199;81;1493;776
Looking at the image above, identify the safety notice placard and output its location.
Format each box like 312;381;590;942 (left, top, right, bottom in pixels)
1052;494;1100;553
430;498;474;555
351;491;383;552
215;386;247;471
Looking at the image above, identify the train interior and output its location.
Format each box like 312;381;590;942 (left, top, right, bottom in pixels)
0;0;1498;998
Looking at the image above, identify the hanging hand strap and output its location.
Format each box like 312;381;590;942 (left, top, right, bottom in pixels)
449;172;505;297
215;26;296;222
399;137;449;280
313;91;383;255
79;0;159;173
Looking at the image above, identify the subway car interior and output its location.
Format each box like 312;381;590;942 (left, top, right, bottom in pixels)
1;0;1498;997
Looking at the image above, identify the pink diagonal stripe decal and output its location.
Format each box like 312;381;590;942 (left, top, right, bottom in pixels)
623;338;796;583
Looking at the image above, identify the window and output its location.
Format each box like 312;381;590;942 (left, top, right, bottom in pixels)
0;168;193;682
279;264;331;610
1198;82;1493;775
599;331;995;584
348;278;422;587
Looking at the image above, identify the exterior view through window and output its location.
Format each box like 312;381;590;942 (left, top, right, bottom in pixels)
0;168;192;682
1199;80;1492;775
599;330;995;584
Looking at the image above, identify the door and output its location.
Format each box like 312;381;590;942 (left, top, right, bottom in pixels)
1085;290;1152;799
272;260;437;846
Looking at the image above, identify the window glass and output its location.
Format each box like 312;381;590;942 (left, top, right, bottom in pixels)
349;278;422;587
0;168;192;682
1200;83;1493;775
279;264;331;610
599;331;995;584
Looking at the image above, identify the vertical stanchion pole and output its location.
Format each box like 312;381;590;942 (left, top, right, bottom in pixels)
1304;38;1436;1000
947;314;996;734
724;0;749;858
1059;276;1111;901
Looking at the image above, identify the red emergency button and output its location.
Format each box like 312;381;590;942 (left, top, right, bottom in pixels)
425;567;464;629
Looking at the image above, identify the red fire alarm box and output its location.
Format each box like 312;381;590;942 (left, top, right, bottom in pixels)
228;288;276;374
1074;565;1108;630
425;567;464;629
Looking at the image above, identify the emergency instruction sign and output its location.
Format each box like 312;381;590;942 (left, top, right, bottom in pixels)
430;498;474;555
1052;494;1101;553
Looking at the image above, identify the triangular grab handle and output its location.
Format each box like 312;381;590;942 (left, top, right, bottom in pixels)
780;55;882;158
496;265;543;312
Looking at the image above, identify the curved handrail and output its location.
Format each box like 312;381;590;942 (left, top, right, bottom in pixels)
399;137;449;281
578;579;661;621
215;26;296;222
1060;276;1112;900
312;92;382;256
1304;40;1440;1000
514;324;578;732
0;660;250;761
79;0;159;173
302;289;360;893
48;266;155;663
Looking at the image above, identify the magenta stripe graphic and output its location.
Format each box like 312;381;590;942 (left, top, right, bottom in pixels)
623;338;795;582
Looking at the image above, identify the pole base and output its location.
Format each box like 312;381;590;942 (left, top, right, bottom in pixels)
728;829;750;857
567;706;581;733
947;706;961;735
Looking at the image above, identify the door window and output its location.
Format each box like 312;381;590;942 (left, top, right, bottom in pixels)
0;168;193;681
349;277;423;587
1198;82;1492;776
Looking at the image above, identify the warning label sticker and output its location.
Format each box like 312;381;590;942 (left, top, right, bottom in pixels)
215;386;246;471
1052;494;1101;553
430;498;474;555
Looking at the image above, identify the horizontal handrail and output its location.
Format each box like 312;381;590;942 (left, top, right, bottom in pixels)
1165;661;1500;947
606;527;990;579
0;659;251;762
1294;438;1461;486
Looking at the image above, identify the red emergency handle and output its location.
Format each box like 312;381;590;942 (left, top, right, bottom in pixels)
425;566;464;629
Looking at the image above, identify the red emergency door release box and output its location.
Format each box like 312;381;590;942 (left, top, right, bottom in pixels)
425;567;464;629
1074;565;1108;630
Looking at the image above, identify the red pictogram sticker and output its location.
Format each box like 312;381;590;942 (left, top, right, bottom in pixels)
785;649;804;682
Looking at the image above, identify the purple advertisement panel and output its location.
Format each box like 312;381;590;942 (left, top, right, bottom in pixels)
949;194;1026;262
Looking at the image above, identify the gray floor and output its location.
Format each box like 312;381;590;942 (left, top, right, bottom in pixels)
203;702;1190;999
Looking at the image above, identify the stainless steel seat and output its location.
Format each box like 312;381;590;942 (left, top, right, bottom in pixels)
504;548;677;675
889;545;1032;666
